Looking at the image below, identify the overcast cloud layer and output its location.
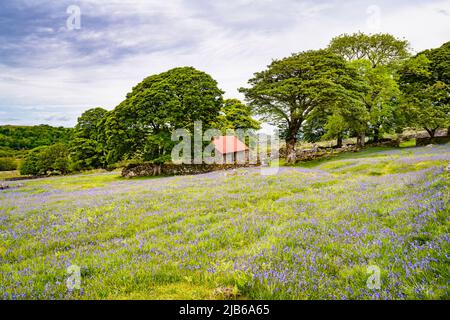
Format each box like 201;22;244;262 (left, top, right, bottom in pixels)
1;0;449;127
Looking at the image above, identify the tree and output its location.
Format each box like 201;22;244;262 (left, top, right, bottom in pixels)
329;32;410;145
0;125;73;150
399;49;450;138
300;92;369;147
240;49;367;163
350;60;402;142
329;32;409;68
323;113;347;147
0;158;17;171
323;98;369;148
213;99;261;131
20;147;46;175
300;106;330;143
73;108;107;139
423;41;450;84
105;67;224;164
70;107;108;169
39;144;71;174
20;143;72;176
422;41;450;135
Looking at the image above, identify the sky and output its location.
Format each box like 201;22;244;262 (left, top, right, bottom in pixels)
0;0;449;128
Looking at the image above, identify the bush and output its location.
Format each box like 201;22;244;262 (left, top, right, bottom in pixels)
20;144;73;176
0;147;15;158
20;146;46;175
0;157;17;171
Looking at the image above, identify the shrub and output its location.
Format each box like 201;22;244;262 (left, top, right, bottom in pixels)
0;147;15;158
20;146;46;175
0;157;17;171
20;144;73;176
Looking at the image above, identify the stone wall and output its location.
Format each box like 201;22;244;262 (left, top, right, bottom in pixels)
403;129;448;140
121;162;257;178
279;139;407;163
293;146;358;162
366;139;400;147
278;145;361;162
415;136;450;146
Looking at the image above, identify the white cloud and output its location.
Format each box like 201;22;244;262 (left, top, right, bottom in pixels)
0;0;449;128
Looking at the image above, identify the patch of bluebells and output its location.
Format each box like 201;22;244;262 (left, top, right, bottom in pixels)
0;144;449;299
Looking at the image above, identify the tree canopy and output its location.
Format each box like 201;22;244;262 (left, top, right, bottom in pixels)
69;69;259;169
105;67;224;164
20;143;72;176
329;32;410;68
240;49;367;163
8;35;450;170
70;107;109;169
328;33;411;145
213;99;261;132
0;125;73;150
399;42;450;137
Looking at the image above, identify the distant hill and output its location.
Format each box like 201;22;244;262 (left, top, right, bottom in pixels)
0;125;73;150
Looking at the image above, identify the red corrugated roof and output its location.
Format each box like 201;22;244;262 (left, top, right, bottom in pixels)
212;136;248;154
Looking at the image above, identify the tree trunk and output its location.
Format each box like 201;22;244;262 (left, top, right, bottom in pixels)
373;127;380;143
357;132;365;147
285;137;297;164
425;128;435;138
336;133;343;148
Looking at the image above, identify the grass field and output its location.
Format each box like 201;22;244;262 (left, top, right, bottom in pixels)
0;171;20;180
0;144;449;299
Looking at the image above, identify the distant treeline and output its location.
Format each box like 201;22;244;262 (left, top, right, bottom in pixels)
0;125;73;150
1;32;449;175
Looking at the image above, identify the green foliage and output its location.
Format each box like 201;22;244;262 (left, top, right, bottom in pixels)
329;33;410;143
350;59;403;140
0;157;17;171
399;42;450;137
213;99;261;132
0;147;14;158
329;32;410;68
105;67;224;163
1;36;448;168
20;143;72;176
322;113;348;142
70;108;109;169
240;49;367;161
141;131;174;164
74;107;108;139
300;107;329;142
0;146;27;159
322;84;370;145
19;146;46;175
0;125;73;150
422;41;450;84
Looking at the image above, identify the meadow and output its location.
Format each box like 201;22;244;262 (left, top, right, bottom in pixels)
0;144;449;300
